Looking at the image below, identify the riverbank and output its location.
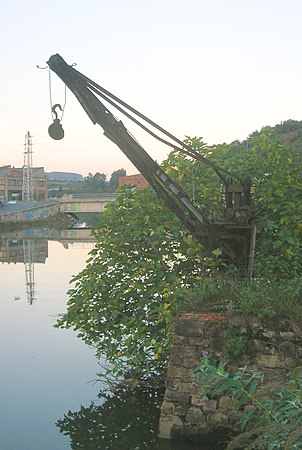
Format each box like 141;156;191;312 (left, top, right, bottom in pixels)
0;212;76;232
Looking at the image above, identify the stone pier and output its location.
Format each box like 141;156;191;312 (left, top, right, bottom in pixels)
158;311;302;444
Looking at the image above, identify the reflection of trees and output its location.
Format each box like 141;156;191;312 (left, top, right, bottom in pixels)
56;380;165;450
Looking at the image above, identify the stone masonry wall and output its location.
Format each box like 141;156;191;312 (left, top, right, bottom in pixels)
158;311;302;443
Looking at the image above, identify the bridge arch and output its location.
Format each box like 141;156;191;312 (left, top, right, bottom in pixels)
59;193;118;214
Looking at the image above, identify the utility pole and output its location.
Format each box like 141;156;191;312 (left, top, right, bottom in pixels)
22;131;34;202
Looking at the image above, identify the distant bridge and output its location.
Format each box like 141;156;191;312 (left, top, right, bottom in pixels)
58;193;118;214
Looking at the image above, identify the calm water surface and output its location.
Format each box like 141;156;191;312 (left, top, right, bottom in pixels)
0;232;222;450
0;237;102;450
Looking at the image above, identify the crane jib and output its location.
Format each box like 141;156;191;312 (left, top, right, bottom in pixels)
46;53;253;273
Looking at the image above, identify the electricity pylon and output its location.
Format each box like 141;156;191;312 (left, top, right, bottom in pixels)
22;132;34;202
23;239;35;305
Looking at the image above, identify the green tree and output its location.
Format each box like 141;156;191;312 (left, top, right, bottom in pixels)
57;185;202;377
84;172;107;192
108;168;126;192
57;125;302;376
171;131;302;277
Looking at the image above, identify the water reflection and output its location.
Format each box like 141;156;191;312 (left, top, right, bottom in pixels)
56;381;225;450
0;227;224;449
0;226;95;247
0;237;48;304
23;239;36;304
0;227;94;305
0;236;48;264
0;236;101;450
57;381;165;450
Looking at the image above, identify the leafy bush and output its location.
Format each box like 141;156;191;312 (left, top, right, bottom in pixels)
56;126;302;377
56;186;201;377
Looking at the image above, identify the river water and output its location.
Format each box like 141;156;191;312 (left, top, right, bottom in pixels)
0;229;218;450
0;234;103;450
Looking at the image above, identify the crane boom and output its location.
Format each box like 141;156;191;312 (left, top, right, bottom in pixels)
47;54;252;270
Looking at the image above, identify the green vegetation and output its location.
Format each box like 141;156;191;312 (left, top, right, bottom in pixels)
196;356;302;449
57;185;196;378
56;121;302;380
48;168;126;198
181;277;302;324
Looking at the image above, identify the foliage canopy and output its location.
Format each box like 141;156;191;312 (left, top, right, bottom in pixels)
56;122;302;376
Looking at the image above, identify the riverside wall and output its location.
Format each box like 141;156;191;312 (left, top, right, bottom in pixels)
0;201;59;223
158;311;302;444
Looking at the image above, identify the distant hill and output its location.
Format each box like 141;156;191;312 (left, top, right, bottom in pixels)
273;119;302;151
46;172;84;181
247;119;302;151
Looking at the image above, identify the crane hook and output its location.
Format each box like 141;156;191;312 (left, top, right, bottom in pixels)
51;103;63;120
48;104;64;140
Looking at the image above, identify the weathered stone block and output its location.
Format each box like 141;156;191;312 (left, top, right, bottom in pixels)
202;399;217;412
183;356;200;368
186;406;206;425
262;330;276;339
173;335;186;344
244;404;254;412
200;338;211;346
169;353;183;366
249;317;263;329
181;342;197;352
167;366;193;379
280;331;296;340
165;389;191;403
191;394;205;407
279;340;296;356
173;404;188;416
165;377;181;391
284;356;296;369
158;414;184;439
252;340;266;351
188;337;204;348
175;318;205;337
256;354;284;369
181;382;203;395
261;367;287;383
207;412;229;427
160;400;174;415
203;325;228;351
279;319;293;331
219;396;236;410
292;323;302;337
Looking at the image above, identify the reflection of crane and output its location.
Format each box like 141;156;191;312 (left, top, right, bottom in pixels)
22;132;34;203
23;239;35;305
47;54;254;273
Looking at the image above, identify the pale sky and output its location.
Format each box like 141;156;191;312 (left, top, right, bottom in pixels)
1;0;302;177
